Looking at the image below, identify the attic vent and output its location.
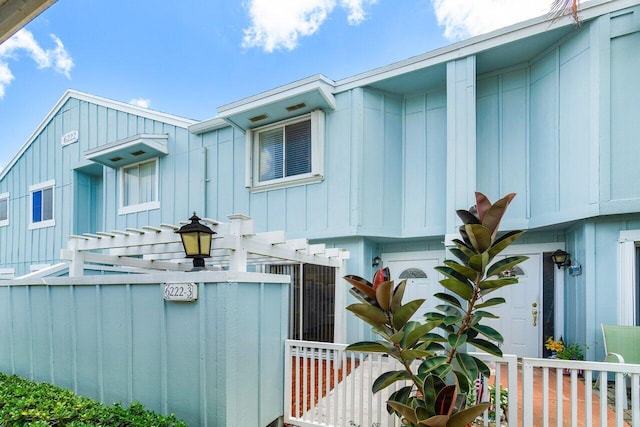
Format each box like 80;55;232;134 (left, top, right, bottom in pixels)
109;156;123;162
131;150;146;156
249;114;269;123
286;102;307;112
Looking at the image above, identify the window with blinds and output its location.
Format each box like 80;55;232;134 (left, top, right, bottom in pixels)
249;111;324;191
119;158;160;215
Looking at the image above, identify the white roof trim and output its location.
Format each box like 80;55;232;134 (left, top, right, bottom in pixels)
0;89;197;181
217;74;336;113
192;74;337;134
333;0;639;93
189;117;229;135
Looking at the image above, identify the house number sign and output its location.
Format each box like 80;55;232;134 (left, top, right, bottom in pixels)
163;282;198;302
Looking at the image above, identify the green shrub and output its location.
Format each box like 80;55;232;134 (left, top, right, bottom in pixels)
0;372;187;426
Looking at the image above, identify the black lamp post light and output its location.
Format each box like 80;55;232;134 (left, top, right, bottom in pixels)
176;213;215;270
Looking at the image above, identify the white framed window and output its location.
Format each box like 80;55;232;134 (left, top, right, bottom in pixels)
29;180;55;230
0;192;8;227
118;158;160;215
246;110;325;191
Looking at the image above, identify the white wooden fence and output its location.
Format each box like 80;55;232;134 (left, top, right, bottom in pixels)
285;340;640;427
284;340;518;427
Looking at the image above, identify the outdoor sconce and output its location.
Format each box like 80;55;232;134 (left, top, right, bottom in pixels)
372;256;382;268
176;213;215;270
551;249;571;269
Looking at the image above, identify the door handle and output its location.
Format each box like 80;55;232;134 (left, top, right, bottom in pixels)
531;302;538;327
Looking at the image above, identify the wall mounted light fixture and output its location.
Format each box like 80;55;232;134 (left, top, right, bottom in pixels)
372;256;382;268
551;249;571;269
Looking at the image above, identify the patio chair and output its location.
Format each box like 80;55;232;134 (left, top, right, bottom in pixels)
599;324;640;408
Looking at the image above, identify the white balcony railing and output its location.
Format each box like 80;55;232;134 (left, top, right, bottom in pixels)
285;340;640;427
284;340;518;427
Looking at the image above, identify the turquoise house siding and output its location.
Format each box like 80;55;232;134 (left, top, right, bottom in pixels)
0;276;289;426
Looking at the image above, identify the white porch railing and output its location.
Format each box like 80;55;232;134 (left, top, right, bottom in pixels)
286;340;640;427
522;357;640;427
284;340;518;427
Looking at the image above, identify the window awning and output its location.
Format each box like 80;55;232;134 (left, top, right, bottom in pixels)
217;75;336;131
84;134;168;168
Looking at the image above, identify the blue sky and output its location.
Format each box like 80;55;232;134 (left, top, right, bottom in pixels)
0;0;553;170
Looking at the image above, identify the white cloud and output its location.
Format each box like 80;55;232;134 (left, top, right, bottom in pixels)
129;98;151;108
0;29;74;98
242;0;377;52
431;0;553;40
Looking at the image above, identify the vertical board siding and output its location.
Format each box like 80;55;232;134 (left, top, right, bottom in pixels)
610;30;640;200
0;280;288;427
0;97;200;277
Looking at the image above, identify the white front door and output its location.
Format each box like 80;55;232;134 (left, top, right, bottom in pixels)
480;254;541;357
385;257;443;322
383;250;543;358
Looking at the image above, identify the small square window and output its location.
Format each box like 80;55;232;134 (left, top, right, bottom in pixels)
29;181;55;229
0;192;8;227
119;158;160;215
247;110;325;191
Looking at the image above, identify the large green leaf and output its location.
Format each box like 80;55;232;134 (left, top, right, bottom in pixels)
417;415;448;426
451;239;476;258
390;279;408;313
439;278;473;300
375;280;394;311
433;292;463;310
447;333;467;349
471;355;491;377
372;370;411;393
472;324;503;342
443;315;463;326
472;310;499;319
452;370;471;395
401;349;432;360
464;224;492;253
387;386;412;414
392;299;425;330
487;230;525;258
404;320;442;348
434;266;473;288
419;356;448;375
346;303;388;325
447;403;491;427
486;255;529;278
344;275;377;300
448;248;470;265
443;260;478;280
478;277;517;290
435;304;463;317
389;330;405;343
455;351;478;380
468;252;489;273
345;341;394;354
469;338;503;357
474;297;505;308
387;401;418;425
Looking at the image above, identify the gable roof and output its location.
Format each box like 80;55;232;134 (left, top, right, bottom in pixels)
0;89;197;180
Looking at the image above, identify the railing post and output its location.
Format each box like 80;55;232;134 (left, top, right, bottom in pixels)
522;359;534;427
